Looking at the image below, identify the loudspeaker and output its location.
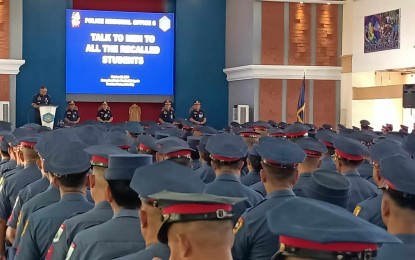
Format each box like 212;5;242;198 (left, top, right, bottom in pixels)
403;84;415;108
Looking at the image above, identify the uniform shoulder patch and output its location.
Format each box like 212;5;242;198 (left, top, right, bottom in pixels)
53;224;66;243
233;217;244;234
353;205;362;216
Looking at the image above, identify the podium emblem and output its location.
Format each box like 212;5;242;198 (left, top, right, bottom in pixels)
43;113;55;124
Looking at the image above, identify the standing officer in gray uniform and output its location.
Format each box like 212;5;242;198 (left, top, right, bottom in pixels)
116;160;206;260
292;137;327;197
240;144;262;187
354;140;409;229
66;154;153;259
6;134;54;248
47;144;129;260
0;136;42;258
376;155;415;259
15;142;94;260
13;129;83;249
232;137;306;260
149;191;243;260
194;136;215;184
267;197;400;260
204;133;263;224
333;136;379;212
315;129;337;171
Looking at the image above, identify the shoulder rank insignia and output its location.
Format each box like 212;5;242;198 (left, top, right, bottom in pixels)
53;224;66;243
233;217;244;234
65;242;76;260
353;205;362;216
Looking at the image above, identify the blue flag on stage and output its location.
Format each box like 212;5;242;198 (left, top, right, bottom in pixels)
296;75;306;123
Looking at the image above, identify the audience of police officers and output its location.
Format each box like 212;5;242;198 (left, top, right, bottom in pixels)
0;104;414;260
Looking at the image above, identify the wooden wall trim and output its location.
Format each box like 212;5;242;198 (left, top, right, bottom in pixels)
341;54;352;73
353;85;403;100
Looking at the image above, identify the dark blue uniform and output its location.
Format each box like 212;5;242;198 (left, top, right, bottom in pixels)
204;174;263;224
16;193;93;260
14;185;61;248
194;163;216;184
114;242;170;260
189;109;205;123
191;159;202;170
241;171;261;187
48;201;113;260
232;190;296;260
377;234;415;260
65;109;80;122
67;209;145;259
354;193;385;229
0;163;42;221
357;160;375;185
292;172;312;197
8;177;49;229
344;170;379;212
159;108;175;123
97;109;112;122
319;156;336;171
0;158;9;166
32;94;51;125
0;159;16;175
249;181;266;197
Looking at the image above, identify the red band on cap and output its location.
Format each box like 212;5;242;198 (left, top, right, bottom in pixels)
91;155;108;165
139;143;154;152
250;126;267;131
263;159;298;168
280;236;377;252
21;142;36;148
240;133;260;138
285;131;308;138
118;145;131;150
211;154;241;162
163;203;232;215
269;133;286;137
304;150;323;158
335;150;364;161
322;141;334;148
163;150;192;157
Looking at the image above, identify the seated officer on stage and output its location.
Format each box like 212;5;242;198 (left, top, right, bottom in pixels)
64;101;80;126
66;154;153;260
159;100;175;123
204;133;263;223
266;197;400;260
31;86;52;125
189;100;206;125
97;101;113;123
115;160;206;260
149;191;243;260
233;137;306;260
376;155;415;259
333;136;379;212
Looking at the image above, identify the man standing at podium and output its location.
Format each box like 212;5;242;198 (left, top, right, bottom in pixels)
31;86;51;125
